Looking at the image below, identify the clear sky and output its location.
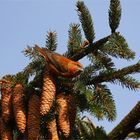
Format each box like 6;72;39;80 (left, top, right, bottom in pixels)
0;0;140;133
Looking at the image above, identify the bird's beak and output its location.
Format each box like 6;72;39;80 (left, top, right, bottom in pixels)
77;67;84;73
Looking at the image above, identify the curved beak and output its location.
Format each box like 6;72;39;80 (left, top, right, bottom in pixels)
77;67;84;73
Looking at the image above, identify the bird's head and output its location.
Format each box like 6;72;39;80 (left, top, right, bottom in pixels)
68;61;84;76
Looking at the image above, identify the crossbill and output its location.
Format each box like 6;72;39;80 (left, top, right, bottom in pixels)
34;45;84;78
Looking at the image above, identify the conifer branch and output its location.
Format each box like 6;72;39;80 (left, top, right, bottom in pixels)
24;58;45;76
118;76;140;90
76;1;95;43
75;116;108;140
70;35;110;61
23;46;37;59
109;0;121;33
75;116;96;139
101;33;135;60
45;31;57;51
88;52;115;70
74;81;116;121
91;84;116;121
88;62;140;85
13;72;29;86
108;101;140;139
66;23;82;57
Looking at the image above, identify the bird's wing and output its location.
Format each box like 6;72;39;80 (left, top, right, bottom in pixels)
34;45;68;73
46;51;66;72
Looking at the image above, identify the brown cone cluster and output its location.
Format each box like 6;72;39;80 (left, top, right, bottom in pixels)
40;72;56;115
57;93;76;138
27;94;40;140
13;84;26;133
0;72;77;139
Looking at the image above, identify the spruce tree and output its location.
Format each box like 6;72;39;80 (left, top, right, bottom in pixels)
0;0;140;139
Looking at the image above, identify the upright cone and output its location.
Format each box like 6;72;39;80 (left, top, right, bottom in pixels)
57;93;76;138
27;94;40;140
13;84;26;133
40;72;56;115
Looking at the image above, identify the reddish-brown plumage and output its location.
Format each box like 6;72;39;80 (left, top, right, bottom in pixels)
57;93;76;138
40;72;56;115
1;84;13;123
34;45;83;78
27;94;40;140
13;84;26;133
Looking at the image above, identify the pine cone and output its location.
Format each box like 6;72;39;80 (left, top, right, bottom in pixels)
27;94;40;140
1;84;13;123
0;117;13;140
13;84;26;133
40;72;56;115
46;118;59;140
57;93;76;138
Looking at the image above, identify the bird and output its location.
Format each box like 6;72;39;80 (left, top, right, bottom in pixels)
34;45;84;78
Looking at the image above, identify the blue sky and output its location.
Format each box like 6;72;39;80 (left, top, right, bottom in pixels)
0;0;140;133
